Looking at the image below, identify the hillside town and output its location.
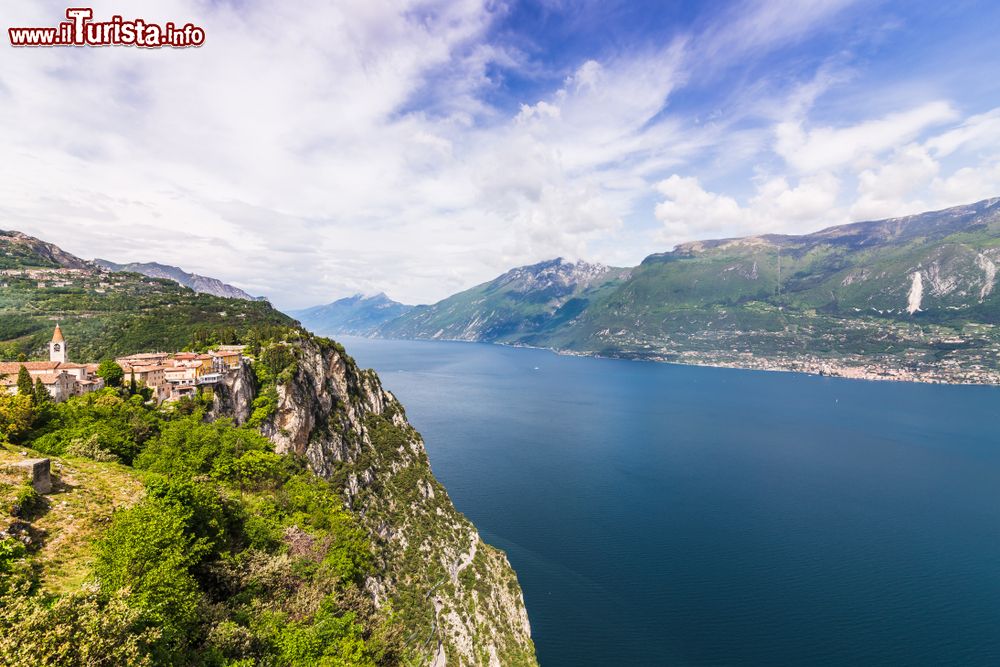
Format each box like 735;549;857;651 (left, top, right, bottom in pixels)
0;324;245;403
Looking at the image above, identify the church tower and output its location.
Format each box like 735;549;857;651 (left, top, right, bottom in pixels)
49;324;67;363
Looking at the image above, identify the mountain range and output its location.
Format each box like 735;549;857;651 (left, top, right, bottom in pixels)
301;197;1000;383
93;258;259;300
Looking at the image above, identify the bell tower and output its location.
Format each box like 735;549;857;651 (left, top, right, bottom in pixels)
49;324;67;363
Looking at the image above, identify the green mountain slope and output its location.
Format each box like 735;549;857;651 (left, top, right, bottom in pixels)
1;334;537;664
379;258;630;342
0;230;294;361
379;198;1000;383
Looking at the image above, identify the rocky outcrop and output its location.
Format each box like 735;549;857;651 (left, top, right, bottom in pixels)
206;360;257;425
240;337;535;665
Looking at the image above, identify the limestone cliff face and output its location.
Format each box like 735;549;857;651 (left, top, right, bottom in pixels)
242;337;536;666
206;361;256;425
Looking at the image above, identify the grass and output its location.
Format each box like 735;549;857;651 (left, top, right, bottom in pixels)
0;444;145;593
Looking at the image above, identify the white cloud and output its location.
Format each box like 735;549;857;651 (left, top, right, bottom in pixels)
851;144;939;219
654;173;844;246
926;108;1000;158
3;0;999;310
775;101;958;172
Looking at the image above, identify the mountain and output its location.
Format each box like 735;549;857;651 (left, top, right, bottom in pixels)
0;230;293;360
291;293;413;336
377;198;1000;384
379;258;630;342
0;230;92;270
93;259;258;300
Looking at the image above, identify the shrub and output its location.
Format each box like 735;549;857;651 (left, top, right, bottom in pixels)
94;499;207;657
9;484;41;518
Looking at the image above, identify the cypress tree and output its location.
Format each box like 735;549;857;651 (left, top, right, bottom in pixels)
33;377;51;405
16;365;33;396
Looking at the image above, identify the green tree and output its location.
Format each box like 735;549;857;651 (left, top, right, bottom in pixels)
32;378;51;406
0;394;34;443
96;359;125;388
129;370;137;396
16;366;32;397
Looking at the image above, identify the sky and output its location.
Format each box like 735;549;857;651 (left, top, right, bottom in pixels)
3;0;1000;308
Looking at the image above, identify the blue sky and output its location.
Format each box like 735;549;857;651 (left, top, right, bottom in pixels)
3;0;1000;307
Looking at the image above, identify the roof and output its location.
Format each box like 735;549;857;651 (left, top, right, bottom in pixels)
51;324;64;343
30;373;72;385
0;362;59;374
117;352;169;361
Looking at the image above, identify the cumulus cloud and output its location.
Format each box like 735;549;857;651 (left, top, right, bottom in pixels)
654;173;844;245
775;101;958;172
3;0;1000;308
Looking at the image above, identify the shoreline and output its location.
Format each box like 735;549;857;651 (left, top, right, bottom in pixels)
340;334;1000;388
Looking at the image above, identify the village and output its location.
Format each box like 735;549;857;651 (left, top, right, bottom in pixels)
0;324;245;403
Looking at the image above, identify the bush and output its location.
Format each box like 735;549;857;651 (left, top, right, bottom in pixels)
94;499;207;657
65;433;119;462
0;581;162;666
0;394;35;443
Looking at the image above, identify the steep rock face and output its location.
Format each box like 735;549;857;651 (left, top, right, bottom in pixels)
249;338;535;665
206;361;256;425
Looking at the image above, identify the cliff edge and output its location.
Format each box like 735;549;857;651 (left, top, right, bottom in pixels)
225;336;536;666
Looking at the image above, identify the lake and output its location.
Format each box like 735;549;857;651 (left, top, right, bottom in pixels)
342;336;1000;666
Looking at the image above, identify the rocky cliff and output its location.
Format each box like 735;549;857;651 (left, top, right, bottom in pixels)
223;336;536;666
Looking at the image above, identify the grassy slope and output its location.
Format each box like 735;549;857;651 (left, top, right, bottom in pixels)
1;445;145;594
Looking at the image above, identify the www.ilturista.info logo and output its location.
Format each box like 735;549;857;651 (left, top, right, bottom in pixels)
9;8;205;48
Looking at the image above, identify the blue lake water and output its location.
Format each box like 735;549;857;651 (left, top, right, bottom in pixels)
341;336;1000;666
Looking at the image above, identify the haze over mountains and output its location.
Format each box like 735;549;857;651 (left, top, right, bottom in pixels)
299;198;1000;383
290;293;413;336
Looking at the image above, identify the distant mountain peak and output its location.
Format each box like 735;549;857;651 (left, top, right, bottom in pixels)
291;292;413;337
496;258;625;295
93;259;257;300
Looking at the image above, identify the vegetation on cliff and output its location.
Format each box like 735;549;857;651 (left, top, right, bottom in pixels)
0;329;537;665
1;386;406;666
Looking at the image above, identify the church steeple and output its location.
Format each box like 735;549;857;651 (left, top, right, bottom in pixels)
49;324;67;363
